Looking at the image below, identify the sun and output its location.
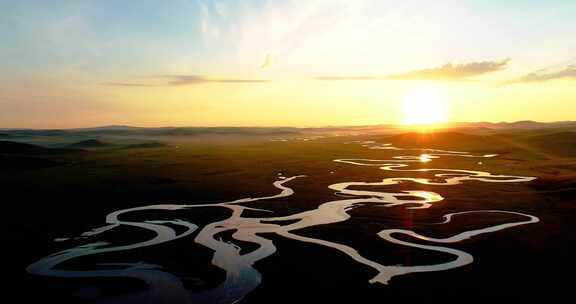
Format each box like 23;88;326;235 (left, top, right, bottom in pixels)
401;85;450;126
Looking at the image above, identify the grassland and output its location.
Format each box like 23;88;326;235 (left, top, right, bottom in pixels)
2;123;575;301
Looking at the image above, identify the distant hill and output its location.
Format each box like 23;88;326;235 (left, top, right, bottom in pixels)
74;125;139;131
519;131;576;156
2;126;304;137
1;121;575;138
0;129;67;137
122;142;167;149
66;139;112;148
491;120;549;129
451;121;576;130
0;140;80;155
65;126;302;137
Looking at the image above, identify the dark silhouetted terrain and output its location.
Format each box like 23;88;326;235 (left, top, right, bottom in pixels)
2;121;575;302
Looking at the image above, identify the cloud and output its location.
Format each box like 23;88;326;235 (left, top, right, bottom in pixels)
166;75;269;85
515;64;576;82
386;59;510;80
315;59;510;81
105;82;159;87
105;75;269;87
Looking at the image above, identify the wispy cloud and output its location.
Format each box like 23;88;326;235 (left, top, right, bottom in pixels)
105;75;269;87
105;82;159;87
514;64;576;83
166;75;269;85
386;59;510;80
315;59;510;81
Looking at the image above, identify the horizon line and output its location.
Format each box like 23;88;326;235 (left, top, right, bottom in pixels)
1;120;575;131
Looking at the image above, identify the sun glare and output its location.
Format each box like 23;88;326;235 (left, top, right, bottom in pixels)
419;153;433;162
401;86;450;126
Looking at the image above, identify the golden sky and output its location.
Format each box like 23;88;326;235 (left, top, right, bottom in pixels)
1;0;575;128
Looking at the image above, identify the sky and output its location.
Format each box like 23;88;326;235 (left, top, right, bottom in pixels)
1;0;576;128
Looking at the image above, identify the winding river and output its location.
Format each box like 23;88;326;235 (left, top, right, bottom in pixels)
27;141;539;303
